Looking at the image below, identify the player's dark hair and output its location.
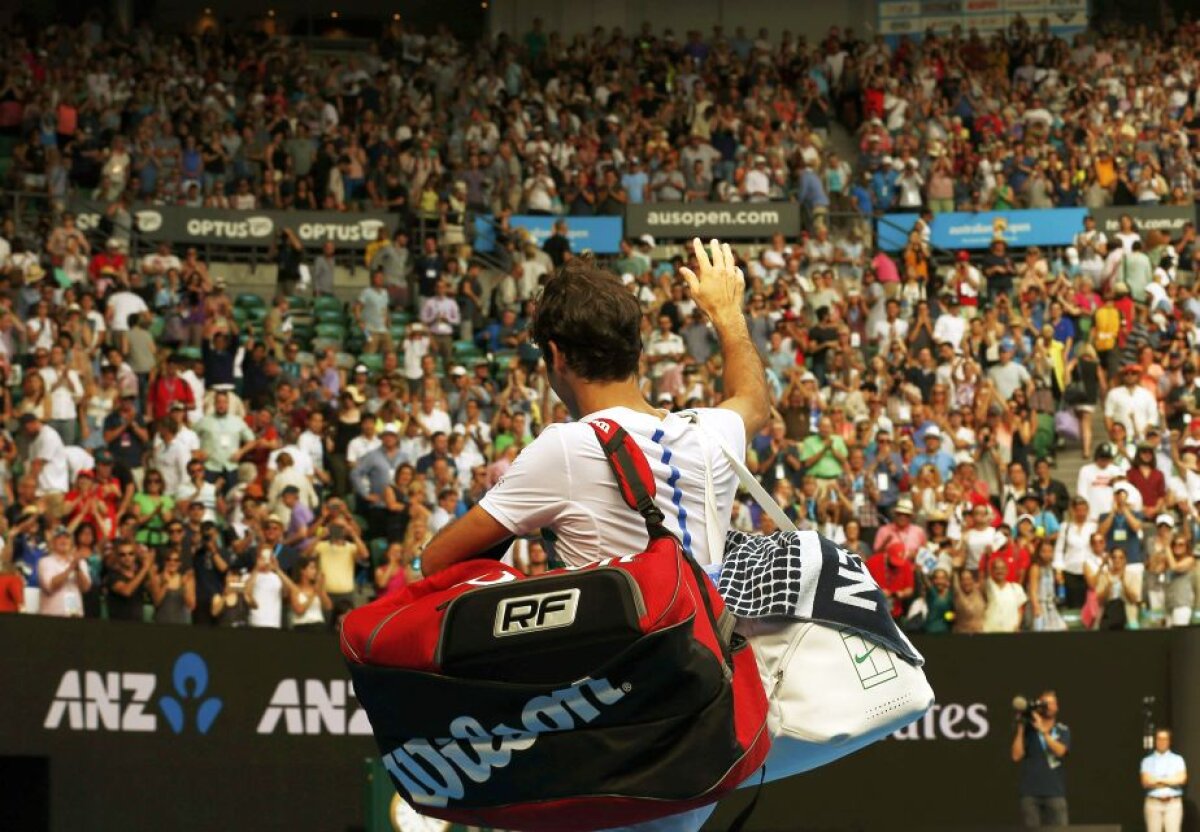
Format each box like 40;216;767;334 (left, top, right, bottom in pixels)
532;257;642;382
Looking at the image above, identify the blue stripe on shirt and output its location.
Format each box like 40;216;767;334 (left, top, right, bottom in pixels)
651;429;693;556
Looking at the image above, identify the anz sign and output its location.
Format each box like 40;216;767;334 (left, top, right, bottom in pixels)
44;652;223;734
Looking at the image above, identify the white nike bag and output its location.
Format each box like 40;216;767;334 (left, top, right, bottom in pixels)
737;617;933;781
685;414;934;784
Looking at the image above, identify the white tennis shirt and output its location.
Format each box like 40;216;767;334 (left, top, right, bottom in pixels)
479;406;746;567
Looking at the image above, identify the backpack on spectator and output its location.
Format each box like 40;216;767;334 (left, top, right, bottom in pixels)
341;418;769;832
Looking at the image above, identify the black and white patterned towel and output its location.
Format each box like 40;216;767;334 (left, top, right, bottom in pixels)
717;529;924;665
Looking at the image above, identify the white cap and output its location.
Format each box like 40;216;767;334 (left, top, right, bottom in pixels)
638;234;656;248
924;426;942;440
1156;513;1176;528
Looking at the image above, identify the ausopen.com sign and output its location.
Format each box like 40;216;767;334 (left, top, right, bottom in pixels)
625;202;801;239
72;199;395;250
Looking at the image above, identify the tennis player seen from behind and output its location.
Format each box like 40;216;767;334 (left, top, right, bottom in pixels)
421;236;770;575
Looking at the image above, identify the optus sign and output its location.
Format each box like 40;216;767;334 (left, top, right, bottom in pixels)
69;199;396;250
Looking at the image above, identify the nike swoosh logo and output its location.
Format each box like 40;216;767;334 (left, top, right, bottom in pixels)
855;645;878;664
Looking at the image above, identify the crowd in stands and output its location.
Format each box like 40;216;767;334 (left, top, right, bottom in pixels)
0;14;1199;635
4;11;1199;221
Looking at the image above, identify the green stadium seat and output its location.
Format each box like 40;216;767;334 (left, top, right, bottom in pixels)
286;295;312;312
357;353;383;372
334;352;357;371
315;323;346;341
390;311;413;327
370;538;390;567
235;292;266;310
315;308;346;324
311;338;340;354
313;296;343;315
452;340;483;362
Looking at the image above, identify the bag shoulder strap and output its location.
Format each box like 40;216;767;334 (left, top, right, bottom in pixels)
587;417;734;668
587;418;669;540
678;410;799;534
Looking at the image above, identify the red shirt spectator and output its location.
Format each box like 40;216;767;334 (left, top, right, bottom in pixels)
148;368;195;422
1126;447;1166;515
866;542;915;620
243;410;282;482
0;568;23;613
64;471;118;541
88;241;127;281
981;534;1030;585
1114;292;1135;347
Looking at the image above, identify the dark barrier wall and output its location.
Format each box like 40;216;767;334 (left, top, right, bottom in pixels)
710;630;1183;832
0;616;376;832
0;616;1195;832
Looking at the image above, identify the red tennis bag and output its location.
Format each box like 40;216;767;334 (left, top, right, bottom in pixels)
341;418;769;832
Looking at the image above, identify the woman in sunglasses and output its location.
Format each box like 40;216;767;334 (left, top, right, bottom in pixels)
150;547;195;625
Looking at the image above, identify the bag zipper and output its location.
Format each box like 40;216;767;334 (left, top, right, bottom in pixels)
769;622;812;700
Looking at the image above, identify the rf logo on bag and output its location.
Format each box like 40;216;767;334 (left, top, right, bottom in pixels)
494;589;581;636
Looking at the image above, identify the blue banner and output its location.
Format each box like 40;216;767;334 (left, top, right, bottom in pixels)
875;213;922;252
879;209;1089;252
473;215;623;255
932;208;1088;250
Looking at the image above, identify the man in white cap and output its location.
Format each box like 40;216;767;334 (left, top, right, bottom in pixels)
741;155;771;202
910;426;956;480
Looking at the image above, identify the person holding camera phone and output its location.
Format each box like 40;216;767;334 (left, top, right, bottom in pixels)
306;501;369;621
1011;690;1070;828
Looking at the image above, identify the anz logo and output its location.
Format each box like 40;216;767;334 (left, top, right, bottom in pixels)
44;652;223;735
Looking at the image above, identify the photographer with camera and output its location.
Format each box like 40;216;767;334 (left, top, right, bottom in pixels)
1011;690;1071;828
1141;728;1187;832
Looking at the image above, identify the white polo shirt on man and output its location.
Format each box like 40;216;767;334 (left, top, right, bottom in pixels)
479;406;745;568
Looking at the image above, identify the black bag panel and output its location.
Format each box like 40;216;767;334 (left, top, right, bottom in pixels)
348;623;736;809
352;620;718;738
437;569;648;685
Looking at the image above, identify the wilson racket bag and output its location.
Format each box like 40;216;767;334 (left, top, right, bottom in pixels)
341;418;769;832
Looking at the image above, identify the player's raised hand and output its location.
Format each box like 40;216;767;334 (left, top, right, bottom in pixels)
679;237;745;325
